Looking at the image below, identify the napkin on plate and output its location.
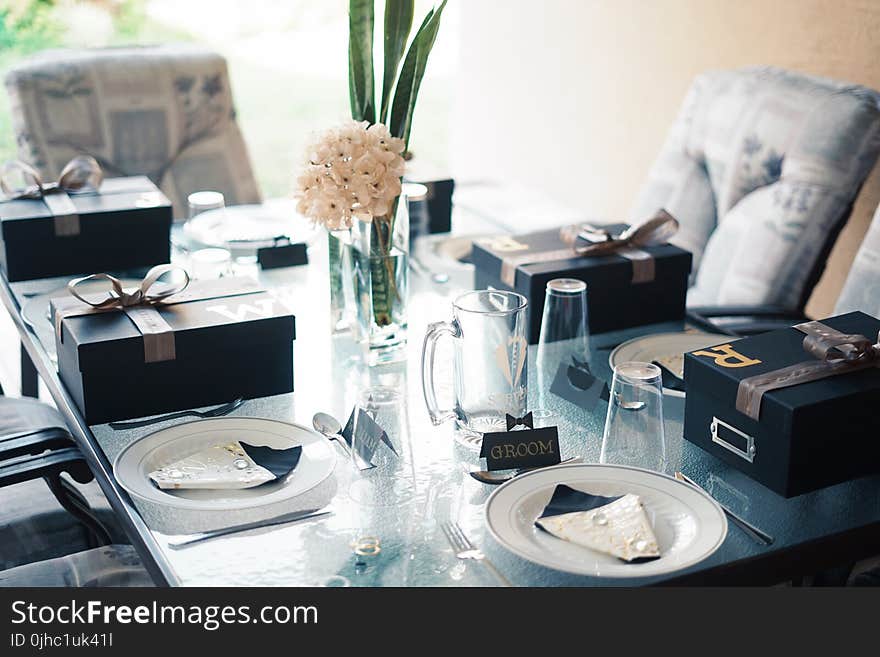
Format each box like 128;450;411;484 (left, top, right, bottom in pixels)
535;484;661;562
149;441;302;490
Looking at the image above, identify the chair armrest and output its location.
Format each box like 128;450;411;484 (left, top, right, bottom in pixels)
0;427;75;460
0;447;92;488
688;305;805;320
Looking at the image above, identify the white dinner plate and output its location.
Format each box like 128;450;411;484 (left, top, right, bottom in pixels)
485;463;727;578
21;278;142;363
608;331;728;397
114;417;335;511
182;201;318;256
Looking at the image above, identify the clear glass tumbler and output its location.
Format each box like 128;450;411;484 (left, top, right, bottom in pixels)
187;190;225;220
349;386;415;505
600;361;667;472
536;278;590;368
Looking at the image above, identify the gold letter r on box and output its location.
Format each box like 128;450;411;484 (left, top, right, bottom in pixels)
692;344;762;368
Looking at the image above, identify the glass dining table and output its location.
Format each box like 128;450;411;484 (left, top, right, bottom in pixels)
3;230;880;587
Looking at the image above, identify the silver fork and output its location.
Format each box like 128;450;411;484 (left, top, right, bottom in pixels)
441;521;512;587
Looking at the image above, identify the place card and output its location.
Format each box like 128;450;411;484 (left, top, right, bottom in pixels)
340;407;397;465
549;361;609;410
480;425;561;471
257;242;309;269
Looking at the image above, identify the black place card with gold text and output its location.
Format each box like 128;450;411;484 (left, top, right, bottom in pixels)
480;426;561;471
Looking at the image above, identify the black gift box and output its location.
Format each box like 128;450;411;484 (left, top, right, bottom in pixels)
0;176;171;282
52;278;295;424
472;224;692;343
683;312;880;497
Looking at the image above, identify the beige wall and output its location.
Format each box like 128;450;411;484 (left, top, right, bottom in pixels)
450;0;880;316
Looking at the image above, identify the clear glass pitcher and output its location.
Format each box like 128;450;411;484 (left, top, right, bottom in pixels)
421;290;529;441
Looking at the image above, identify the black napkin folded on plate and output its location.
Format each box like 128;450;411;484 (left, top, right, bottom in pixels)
240;442;302;480
652;360;686;392
537;484;622;519
535;484;660;563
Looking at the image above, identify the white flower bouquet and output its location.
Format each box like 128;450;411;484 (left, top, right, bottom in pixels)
296;0;447;352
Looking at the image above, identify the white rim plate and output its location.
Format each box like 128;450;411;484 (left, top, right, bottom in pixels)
182;202;317;255
608;331;728;397
485;463;727;578
113;417;335;511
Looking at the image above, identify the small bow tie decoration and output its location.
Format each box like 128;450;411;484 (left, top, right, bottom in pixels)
1;157;103;237
506;412;534;431
736;320;880;420
499;209;679;287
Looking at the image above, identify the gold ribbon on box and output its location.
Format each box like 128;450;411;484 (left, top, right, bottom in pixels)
53;264;264;364
497;209;679;287
0;156;103;237
735;320;880;420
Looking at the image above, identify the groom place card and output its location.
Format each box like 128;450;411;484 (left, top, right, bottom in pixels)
480;426;561;471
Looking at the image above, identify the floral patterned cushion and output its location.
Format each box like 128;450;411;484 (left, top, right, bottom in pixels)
631;67;880;310
4;44;261;218
835;201;880;318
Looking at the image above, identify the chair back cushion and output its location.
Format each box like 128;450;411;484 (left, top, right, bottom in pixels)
631;67;880;310
5;44;261;218
835;202;880;318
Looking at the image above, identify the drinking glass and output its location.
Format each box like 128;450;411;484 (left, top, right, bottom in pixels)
537;278;590;367
188;247;232;280
421;290;528;447
349;386;414;505
600;361;667;472
187;190;225;219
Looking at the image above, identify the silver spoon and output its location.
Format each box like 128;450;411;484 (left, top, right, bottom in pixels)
312;412;374;470
469;457;583;485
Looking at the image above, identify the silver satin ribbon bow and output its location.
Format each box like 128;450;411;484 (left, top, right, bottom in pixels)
736;320;880;420
56;265;190;363
499;209;679;287
0;156;103;237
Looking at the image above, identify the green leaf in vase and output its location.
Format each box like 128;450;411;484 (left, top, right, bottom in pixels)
381;0;414;124
348;0;376;123
389;0;447;149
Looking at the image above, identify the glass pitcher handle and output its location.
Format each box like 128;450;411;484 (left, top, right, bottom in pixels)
421;320;459;426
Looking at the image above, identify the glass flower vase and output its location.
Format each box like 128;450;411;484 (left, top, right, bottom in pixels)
347;197;409;365
328;229;352;334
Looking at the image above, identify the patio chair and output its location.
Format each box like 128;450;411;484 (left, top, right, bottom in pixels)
689;199;880;335
0;394;132;577
631;67;880;325
4;43;261;218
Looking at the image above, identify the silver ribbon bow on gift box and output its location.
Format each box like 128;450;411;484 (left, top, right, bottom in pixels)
736;320;880;420
498;209;679;287
0;156;103;237
53;264;264;364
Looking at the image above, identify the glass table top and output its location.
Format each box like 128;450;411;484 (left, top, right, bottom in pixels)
9;236;880;586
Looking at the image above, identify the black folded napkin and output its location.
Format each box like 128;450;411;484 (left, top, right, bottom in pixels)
240;442;303;479
535;485;660;563
537;484;622;520
652;360;686;392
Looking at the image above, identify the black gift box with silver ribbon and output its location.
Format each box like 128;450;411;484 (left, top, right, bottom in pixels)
51;268;296;424
683;311;880;497
0;158;171;282
471;211;693;343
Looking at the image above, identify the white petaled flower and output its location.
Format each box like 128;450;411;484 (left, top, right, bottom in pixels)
295;120;406;230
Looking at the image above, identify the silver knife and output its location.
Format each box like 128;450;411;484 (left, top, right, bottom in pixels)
167;509;332;549
674;472;774;546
